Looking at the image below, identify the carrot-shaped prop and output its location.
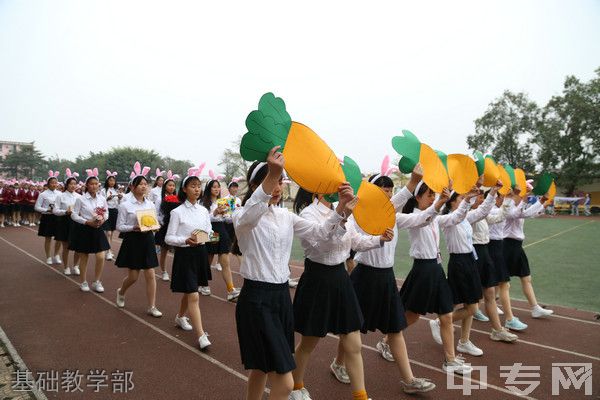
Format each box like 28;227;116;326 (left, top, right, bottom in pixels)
532;172;556;205
473;151;501;187
391;130;449;193
496;164;512;196
240;92;345;194
324;156;395;235
446;153;479;194
514;168;528;198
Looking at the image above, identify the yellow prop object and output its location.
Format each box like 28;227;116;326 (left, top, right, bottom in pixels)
354;181;396;235
419;143;449;193
141;215;158;227
446;154;479;194
497;165;512;196
545;181;557;206
282;122;346;194
483;158;500;187
514;168;528;198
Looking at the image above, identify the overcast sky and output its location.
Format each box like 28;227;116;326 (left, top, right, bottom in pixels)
1;0;599;174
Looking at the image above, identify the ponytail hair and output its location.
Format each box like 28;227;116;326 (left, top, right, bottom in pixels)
293;188;315;214
442;192;460;215
402;182;431;214
241;162;269;207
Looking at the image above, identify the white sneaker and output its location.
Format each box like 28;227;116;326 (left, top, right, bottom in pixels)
288;277;299;288
532;305;554;318
46;257;53;265
496;306;504;315
227;287;241;301
175;315;193;331
198;332;211;349
147;306;163;318
161;271;170;281
214;263;222;271
72;265;80;276
80;281;90;292
401;377;436;394
0;223;5;228
198;286;211;296
15;222;20;227
116;289;125;308
91;280;104;293
106;252;113;261
376;340;395;362
457;339;484;356
429;319;443;345
53;255;62;264
490;328;518;342
330;358;350;384
443;356;473;375
63;267;71;275
289;387;312;400
30;223;35;227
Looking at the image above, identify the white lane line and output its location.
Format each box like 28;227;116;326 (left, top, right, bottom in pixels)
0;235;268;394
523;221;595;249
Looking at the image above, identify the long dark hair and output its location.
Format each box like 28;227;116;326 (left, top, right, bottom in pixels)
293;188;316;214
241;162;269;207
64;177;77;188
160;179;179;215
178;176;201;203
402;182;431;214
442;192;460;215
104;176;116;191
202;180;220;210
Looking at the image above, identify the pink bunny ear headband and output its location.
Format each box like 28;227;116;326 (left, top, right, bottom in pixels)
47;170;60;183
106;170;118;178
151;168;165;180
182;166;203;186
64;168;80;183
85;168;100;183
208;169;225;182
369;155;399;183
228;176;244;188
129;161;151;183
164;170;180;183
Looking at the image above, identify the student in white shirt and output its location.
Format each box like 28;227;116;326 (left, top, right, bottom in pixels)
201;179;240;301
53;176;81;276
70;170;111;293
351;170;436;395
149;170;165;204
225;181;243;265
154;176;180;282
34;173;61;265
290;187;392;400
165;173;213;350
115;175;162;318
398;181;475;375
436;182;502;357
503;187;553;319
101;173;121;261
233;148;356;400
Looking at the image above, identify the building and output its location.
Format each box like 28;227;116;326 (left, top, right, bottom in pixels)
1;140;34;160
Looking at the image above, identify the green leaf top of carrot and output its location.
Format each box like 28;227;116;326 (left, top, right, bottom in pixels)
240;92;292;162
473;151;485;175
391;130;421;173
323;156;363;203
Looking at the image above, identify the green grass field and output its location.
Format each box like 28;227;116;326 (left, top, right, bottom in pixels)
290;218;600;312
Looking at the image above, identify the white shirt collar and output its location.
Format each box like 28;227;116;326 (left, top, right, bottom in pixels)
184;200;201;209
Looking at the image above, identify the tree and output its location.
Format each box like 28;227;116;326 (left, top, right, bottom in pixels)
162;157;193;177
535;69;600;194
0;144;46;179
218;137;250;184
468;91;539;172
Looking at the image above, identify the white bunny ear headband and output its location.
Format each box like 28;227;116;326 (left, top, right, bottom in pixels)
129;161;151;183
85;168;100;183
369;155;400;183
47;170;60;183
